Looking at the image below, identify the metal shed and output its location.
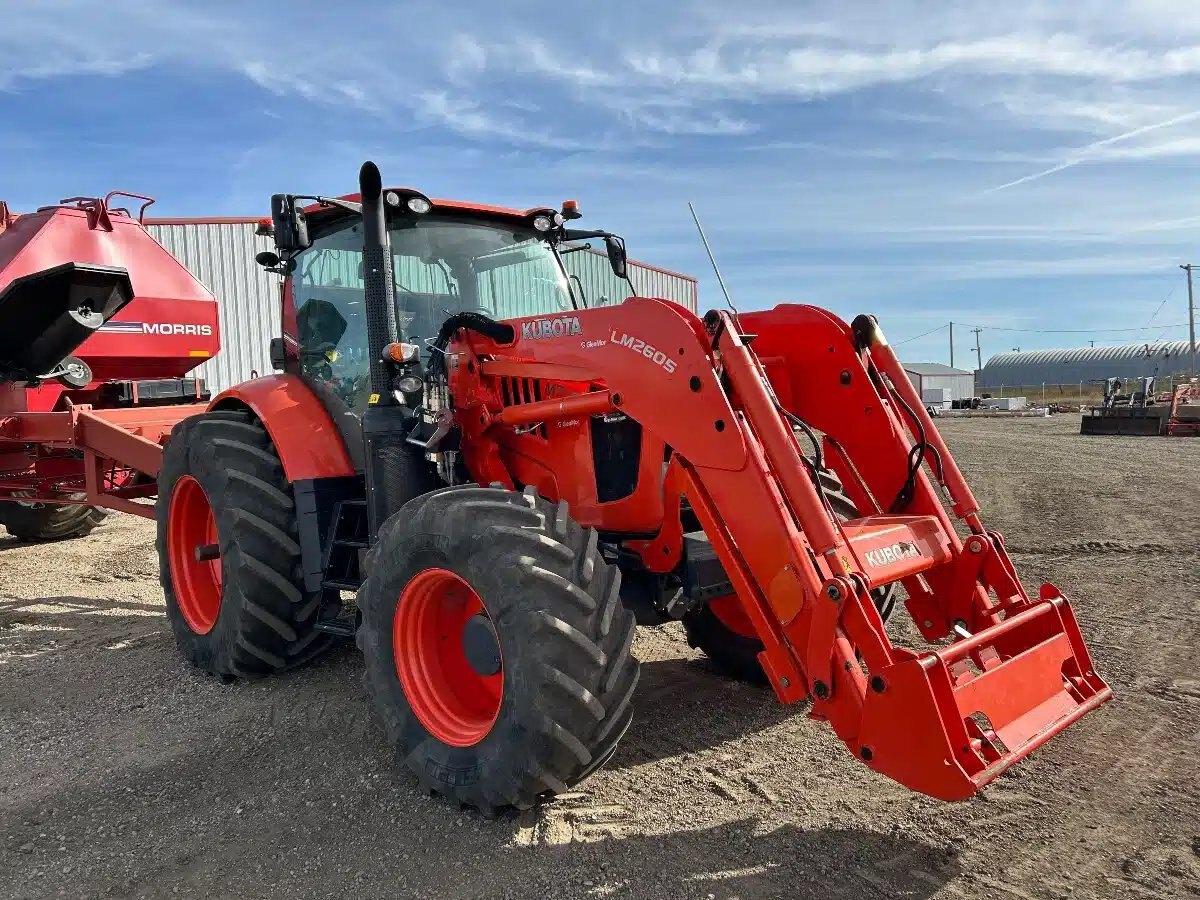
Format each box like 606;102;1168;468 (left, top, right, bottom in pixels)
902;363;975;406
146;219;698;392
978;342;1194;388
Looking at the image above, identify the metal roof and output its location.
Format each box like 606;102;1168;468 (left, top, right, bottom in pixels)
978;341;1194;387
903;363;974;376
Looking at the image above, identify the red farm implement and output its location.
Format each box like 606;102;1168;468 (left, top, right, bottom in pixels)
0;192;219;539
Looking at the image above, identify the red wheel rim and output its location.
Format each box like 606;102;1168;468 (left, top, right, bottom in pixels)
707;594;758;639
167;475;222;635
393;568;503;747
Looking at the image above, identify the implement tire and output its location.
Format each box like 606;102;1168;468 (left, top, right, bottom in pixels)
683;466;897;682
157;410;330;677
358;485;639;813
0;498;107;541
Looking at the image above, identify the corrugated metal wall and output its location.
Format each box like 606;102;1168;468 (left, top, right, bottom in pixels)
906;372;975;402
147;221;697;392
145;222;280;391
562;248;697;312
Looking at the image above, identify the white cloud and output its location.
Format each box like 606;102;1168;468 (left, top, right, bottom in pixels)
446;34;488;83
3;0;1200;346
415;91;576;150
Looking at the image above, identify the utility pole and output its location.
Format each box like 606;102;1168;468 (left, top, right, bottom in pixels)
1182;264;1196;375
1089;340;1095;348
971;327;983;371
949;321;954;368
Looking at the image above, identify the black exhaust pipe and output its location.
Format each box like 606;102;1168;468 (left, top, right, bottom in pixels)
358;161;417;539
359;161;400;402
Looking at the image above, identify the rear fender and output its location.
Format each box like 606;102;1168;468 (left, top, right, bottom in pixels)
208;374;356;482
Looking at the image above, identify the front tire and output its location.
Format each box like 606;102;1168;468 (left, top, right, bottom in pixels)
358;485;639;812
157;410;330;677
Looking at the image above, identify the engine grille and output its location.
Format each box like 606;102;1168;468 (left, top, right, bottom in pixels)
499;377;549;439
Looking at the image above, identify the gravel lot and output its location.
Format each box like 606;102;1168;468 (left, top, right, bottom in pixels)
1;415;1197;899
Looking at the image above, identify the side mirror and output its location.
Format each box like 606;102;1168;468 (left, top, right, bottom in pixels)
270;194;311;252
604;235;628;280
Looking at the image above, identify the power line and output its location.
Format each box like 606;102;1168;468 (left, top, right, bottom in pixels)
959;321;1190;334
892;323;948;345
1144;284;1178;329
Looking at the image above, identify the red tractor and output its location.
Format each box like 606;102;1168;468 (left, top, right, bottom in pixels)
0;193;218;539
157;162;1110;812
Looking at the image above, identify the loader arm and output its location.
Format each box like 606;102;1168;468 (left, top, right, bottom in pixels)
450;298;1111;801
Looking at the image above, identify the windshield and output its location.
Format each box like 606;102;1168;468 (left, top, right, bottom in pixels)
290;215;575;410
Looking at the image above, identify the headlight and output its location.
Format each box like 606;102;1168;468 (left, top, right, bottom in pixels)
385;191;401;207
397;374;424;394
407;197;432;214
533;215;552;232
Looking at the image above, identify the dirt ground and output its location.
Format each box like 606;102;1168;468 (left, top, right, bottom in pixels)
1;415;1197;899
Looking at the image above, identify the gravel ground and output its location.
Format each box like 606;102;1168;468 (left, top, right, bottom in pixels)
1;415;1197;899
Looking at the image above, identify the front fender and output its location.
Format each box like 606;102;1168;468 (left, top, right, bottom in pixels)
208;374;356;482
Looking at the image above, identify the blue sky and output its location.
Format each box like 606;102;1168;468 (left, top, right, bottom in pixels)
3;0;1198;365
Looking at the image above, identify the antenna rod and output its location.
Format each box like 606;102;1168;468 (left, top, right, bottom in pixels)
688;202;737;314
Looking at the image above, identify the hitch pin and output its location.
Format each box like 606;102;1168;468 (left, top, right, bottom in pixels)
952;619;973;640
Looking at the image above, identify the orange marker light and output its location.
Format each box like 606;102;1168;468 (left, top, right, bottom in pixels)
384;342;421;363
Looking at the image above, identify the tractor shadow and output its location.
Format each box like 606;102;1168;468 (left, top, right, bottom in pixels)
608;656;799;770
514;817;961;899
0;594;171;662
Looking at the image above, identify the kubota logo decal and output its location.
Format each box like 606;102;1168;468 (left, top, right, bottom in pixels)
864;542;919;568
520;316;582;340
609;330;678;374
98;321;214;336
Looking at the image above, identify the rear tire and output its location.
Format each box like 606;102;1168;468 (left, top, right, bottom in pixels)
358;485;639;812
156;410;330;677
0;498;107;541
682;466;896;682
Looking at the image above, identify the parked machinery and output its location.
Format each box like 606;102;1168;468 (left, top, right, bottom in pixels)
1081;375;1200;435
157;162;1110;812
0;192;219;539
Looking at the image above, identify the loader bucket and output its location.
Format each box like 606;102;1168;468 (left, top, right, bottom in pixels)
1080;408;1166;435
856;589;1111;800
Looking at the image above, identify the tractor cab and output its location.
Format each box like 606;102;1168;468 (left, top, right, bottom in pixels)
265;187;625;421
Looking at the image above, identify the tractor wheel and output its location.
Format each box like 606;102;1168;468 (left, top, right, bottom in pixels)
682;466;897;683
358;485;639;812
156;410;330;677
0;495;107;541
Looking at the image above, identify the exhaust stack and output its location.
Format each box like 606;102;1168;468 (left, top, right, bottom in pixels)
358;161;400;402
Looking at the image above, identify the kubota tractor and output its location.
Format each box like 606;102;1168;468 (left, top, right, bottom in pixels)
157;162;1110;812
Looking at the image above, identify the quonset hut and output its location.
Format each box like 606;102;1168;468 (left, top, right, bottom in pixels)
977;341;1194;388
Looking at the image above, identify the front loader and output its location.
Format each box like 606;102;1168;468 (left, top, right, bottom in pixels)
157;161;1110;811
